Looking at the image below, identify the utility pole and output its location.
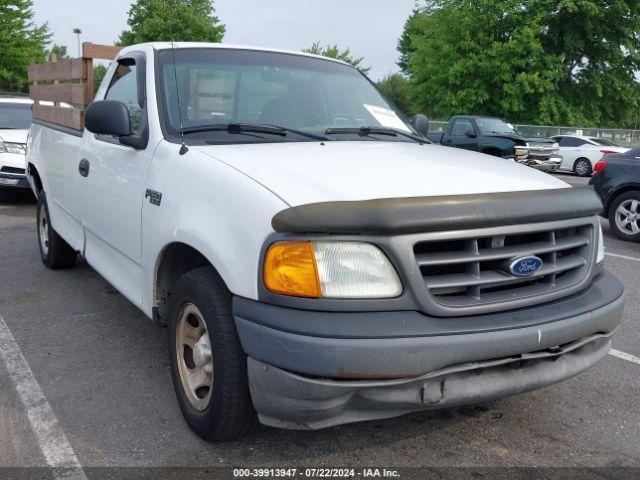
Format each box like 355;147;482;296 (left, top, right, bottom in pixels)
73;28;82;57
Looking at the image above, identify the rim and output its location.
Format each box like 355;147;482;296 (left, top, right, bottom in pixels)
175;303;213;411
615;199;640;235
38;204;49;256
575;160;591;176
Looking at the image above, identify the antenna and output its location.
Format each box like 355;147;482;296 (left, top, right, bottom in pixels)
168;0;189;155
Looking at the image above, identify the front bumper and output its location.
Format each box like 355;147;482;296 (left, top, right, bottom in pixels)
0;172;29;189
518;155;562;172
234;272;624;429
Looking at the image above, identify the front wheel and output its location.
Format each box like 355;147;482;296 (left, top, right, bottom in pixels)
167;267;257;442
573;158;592;177
608;191;640;242
37;192;77;269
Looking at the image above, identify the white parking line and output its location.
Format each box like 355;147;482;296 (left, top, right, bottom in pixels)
609;349;640;366
0;316;86;480
606;252;640;262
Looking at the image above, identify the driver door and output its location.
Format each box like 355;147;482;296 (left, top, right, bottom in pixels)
78;53;153;308
446;118;478;151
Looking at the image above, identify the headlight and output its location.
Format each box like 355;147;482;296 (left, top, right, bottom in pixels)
514;147;529;159
263;241;402;299
596;223;605;264
0;141;26;155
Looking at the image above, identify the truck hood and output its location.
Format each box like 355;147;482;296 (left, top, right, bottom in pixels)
0;128;28;144
195;141;568;206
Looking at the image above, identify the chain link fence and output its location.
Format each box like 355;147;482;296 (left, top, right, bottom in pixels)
428;121;640;147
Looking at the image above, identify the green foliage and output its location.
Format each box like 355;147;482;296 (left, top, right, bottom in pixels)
93;64;108;93
47;44;69;60
304;42;371;75
377;73;414;116
399;0;640;128
118;0;225;46
0;0;50;93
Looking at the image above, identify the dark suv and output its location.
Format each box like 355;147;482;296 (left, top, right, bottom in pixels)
590;149;640;242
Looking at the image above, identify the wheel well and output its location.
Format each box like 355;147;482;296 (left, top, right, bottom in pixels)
27;163;43;193
605;186;640;216
154;243;213;326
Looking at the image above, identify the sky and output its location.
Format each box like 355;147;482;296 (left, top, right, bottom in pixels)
31;0;418;80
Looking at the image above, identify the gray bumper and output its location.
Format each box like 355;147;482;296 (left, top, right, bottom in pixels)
234;272;624;429
248;334;611;430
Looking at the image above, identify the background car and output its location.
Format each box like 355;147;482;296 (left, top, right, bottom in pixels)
590;148;640;242
0;94;32;192
552;135;629;177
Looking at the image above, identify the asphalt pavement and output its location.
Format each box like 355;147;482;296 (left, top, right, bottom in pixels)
0;174;639;477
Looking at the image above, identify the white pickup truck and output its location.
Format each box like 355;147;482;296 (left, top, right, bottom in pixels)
26;43;624;441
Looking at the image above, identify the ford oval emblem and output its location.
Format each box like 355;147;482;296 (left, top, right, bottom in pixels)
509;256;543;277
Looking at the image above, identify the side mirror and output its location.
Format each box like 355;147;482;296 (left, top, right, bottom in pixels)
85;100;131;137
410;114;430;138
465;129;477;138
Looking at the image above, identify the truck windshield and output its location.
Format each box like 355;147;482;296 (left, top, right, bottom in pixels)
0;102;32;129
475;118;516;135
157;48;416;144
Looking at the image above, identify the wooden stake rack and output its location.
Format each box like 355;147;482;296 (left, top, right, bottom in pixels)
27;43;123;130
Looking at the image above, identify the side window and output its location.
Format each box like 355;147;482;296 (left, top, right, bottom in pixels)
560;137;587;147
103;61;142;136
450;119;474;136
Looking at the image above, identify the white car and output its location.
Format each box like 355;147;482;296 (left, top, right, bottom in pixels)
0;95;32;191
26;43;624;441
552;135;629;177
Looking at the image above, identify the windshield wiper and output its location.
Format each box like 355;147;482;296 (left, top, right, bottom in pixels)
326;126;428;143
180;123;327;141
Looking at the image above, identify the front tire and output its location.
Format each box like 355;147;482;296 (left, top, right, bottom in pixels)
608;191;640;242
573;158;592;177
37;192;77;269
168;267;257;442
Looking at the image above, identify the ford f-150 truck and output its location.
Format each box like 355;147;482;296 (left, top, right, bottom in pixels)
26;43;624;442
428;115;562;171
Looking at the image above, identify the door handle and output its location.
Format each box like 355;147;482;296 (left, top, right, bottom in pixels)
78;158;90;177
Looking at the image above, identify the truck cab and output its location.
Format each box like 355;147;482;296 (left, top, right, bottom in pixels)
25;43;623;441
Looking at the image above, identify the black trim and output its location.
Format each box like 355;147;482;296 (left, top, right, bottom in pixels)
32;118;83;137
236;271;623;340
272;187;603;234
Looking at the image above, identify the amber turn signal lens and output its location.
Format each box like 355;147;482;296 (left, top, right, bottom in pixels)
263;241;321;298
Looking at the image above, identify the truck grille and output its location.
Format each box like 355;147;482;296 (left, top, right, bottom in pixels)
413;221;594;311
526;141;559;159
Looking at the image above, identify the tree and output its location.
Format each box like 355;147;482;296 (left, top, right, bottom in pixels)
399;0;640;128
93;64;108;93
399;1;562;124
118;0;225;46
377;73;414;116
47;44;69;60
0;0;50;93
304;42;371;75
539;0;640;128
